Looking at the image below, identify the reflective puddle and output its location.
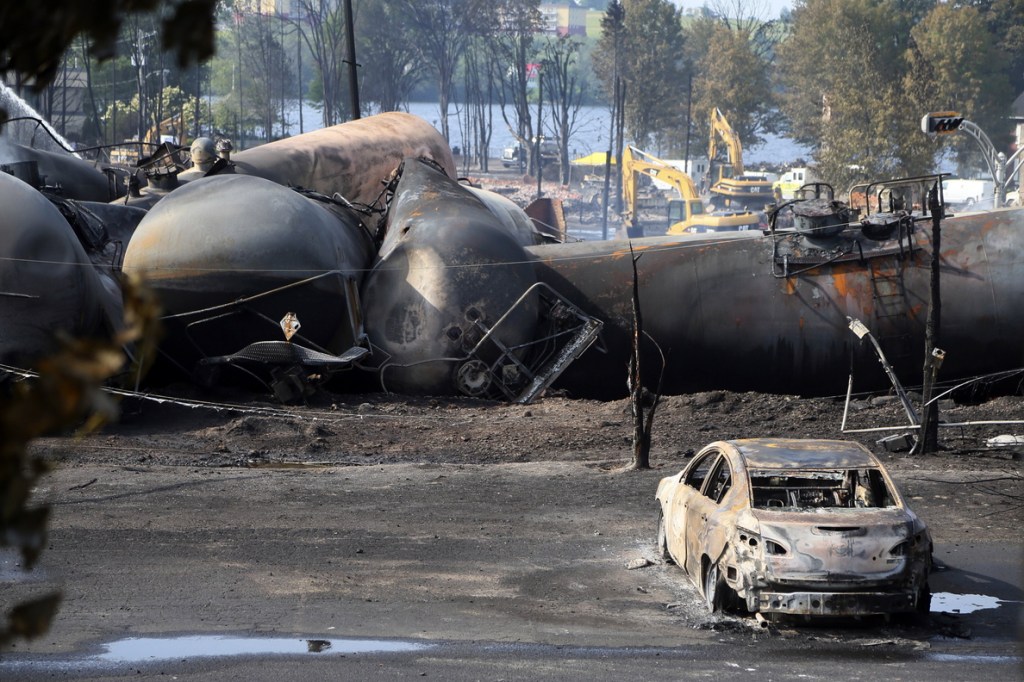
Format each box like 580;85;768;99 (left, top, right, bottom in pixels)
930;592;1006;614
97;635;431;662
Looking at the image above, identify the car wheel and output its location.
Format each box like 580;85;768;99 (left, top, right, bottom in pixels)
704;560;723;613
656;512;673;564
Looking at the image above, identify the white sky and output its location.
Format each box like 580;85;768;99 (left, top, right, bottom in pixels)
669;0;794;20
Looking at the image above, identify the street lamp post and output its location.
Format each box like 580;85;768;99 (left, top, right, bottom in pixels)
921;112;1024;208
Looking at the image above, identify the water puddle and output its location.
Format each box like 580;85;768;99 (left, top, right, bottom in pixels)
925;652;1021;664
930;592;1006;614
96;635;431;662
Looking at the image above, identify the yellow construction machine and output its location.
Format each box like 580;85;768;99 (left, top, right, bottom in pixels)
622;145;759;237
706;108;773;210
146;111;187;146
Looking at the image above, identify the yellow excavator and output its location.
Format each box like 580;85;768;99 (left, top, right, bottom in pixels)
622;145;759;236
706;108;773;210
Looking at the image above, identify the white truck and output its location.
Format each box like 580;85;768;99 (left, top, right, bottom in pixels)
773;167;819;200
941;178;994;209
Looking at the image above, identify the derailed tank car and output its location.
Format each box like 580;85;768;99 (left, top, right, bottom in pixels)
122;175;376;398
0;137;115;203
360;158;601;400
117;113;461;398
230;112;457;208
527;201;1024;398
0;172;122;365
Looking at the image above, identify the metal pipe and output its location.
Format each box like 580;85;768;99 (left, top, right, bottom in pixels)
841;373;854;432
843;420;1024;434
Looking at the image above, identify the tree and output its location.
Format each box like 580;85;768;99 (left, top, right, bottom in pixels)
356;0;423;114
907;3;1014;175
488;0;542;173
542;35;588;184
594;0;687;150
979;0;1024;98
684;7;778;154
593;0;626;217
237;9;290;140
463;35;497;172
776;0;934;189
625;246;665;471
401;0;486;142
0;0;215;126
295;0;350;127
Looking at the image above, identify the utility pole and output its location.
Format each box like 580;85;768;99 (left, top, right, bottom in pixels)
536;63;543;200
235;15;244;149
343;0;360;120
600;0;624;240
297;24;303;134
684;72;692;171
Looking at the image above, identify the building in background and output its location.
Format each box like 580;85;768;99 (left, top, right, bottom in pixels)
540;3;588;36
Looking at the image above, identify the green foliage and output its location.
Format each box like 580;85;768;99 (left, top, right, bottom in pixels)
296;0;351;127
237;12;291;138
907;3;1014;172
357;0;425;113
101;85;194;143
0;275;161;646
777;0;950;188
0;0;217;122
594;0;688;148
690;23;776;151
776;0;1018;187
982;0;1024;96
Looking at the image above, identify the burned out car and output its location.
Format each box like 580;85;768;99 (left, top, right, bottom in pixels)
656;438;931;618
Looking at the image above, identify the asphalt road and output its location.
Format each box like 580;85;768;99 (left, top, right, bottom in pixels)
1;461;1021;680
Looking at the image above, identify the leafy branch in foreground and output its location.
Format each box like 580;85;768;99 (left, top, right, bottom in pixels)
0;274;160;646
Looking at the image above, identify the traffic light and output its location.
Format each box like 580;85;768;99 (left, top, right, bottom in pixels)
921;112;964;135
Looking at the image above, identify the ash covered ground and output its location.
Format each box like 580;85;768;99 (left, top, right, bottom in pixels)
4;385;1021;679
35;386;1024;540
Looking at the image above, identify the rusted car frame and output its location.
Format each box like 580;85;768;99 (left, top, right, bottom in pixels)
656;438;932;618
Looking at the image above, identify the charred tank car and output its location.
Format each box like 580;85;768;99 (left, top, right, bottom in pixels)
122;175;375;400
360;158;601;400
0;172;123;365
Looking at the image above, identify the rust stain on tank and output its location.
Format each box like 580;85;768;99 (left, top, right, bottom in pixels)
831;271;853;298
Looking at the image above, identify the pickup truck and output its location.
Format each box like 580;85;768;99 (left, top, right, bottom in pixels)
502;142;558;169
941;178;994;209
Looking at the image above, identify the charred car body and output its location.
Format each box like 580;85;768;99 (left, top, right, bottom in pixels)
656;438;932;618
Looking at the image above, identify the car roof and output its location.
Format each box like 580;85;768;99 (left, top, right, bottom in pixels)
725;438;881;470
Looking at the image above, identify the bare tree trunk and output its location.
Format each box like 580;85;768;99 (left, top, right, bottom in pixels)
913;186;943;454
80;39;103;144
626;245;665;470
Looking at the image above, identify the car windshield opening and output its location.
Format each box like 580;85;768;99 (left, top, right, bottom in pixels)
749;468;895;509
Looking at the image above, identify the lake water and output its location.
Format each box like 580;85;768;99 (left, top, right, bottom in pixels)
283;100;812;167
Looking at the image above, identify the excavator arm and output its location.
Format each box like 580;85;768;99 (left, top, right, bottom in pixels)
706;108;773;210
623;146;701;202
708;107;745;178
622;146;706;234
